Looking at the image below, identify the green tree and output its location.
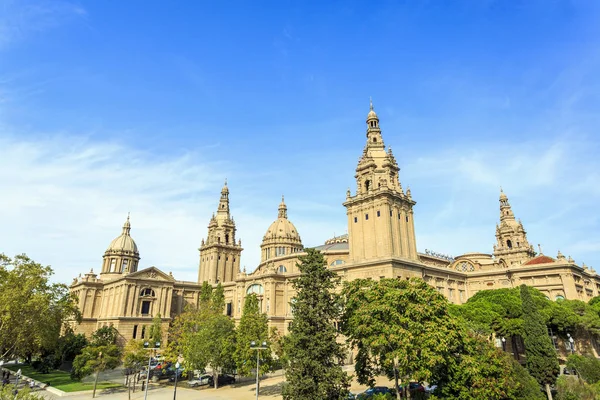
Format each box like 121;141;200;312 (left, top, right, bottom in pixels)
72;343;122;398
566;354;600;384
91;326;119;346
234;293;272;377
0;254;80;361
343;278;461;399
282;248;350;400
169;284;235;389
55;328;88;364
0;385;44;399
555;375;599;400
520;284;559;399
122;339;148;397
435;332;543;400
148;313;163;345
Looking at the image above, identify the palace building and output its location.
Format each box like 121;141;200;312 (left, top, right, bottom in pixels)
70;101;600;344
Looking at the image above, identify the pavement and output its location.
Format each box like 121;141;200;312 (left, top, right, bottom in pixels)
5;366;395;400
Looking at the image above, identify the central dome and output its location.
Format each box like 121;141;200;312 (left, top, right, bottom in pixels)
260;197;303;262
106;216;139;255
262;196;301;243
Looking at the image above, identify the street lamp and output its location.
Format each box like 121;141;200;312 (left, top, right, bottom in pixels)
567;333;575;354
250;341;268;400
143;341;161;400
501;337;506;352
13;368;21;400
173;361;180;400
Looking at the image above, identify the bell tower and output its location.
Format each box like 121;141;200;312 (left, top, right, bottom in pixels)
493;189;536;266
343;100;418;262
198;181;243;284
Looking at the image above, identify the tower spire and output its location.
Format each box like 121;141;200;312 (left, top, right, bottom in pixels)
122;213;131;235
278;195;288;219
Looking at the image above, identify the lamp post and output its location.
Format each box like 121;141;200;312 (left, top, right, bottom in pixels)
501;337;506;352
143;341;161;400
13;369;21;400
250;341;268;400
172;362;180;400
567;333;575;354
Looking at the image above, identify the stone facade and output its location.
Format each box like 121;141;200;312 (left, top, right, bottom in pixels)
70;102;600;344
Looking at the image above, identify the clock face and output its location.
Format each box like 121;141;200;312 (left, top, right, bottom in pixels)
456;261;475;272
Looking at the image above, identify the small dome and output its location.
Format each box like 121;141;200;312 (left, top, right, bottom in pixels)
500;188;508;201
366;98;378;121
105;215;139;255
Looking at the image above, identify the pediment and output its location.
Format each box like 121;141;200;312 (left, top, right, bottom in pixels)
127;266;175;282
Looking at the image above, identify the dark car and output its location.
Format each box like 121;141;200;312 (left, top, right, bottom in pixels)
208;374;236;386
398;382;425;395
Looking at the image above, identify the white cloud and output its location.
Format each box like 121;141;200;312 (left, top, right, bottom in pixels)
405;136;600;268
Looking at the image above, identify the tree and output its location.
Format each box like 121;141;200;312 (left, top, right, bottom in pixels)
434;332;544;400
122;339;148;398
343;278;461;400
520;284;559;399
72;343;121;398
91;326;119;347
169;283;236;389
234;293;272;377
55;328;88;365
0;385;44;399
282;248;350;400
148;313;163;345
566;354;600;384
0;253;80;361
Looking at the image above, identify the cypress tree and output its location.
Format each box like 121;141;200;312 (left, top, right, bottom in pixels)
234;293;272;377
282;248;350;400
520;284;559;399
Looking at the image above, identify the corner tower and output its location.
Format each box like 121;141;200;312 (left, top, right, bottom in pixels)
198;181;243;284
493;189;536;266
343;100;418;262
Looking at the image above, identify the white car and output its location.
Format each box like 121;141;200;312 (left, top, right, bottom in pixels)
187;374;212;387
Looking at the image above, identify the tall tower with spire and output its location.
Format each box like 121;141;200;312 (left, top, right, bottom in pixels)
198;181;243;284
493;189;536;265
343;100;418;262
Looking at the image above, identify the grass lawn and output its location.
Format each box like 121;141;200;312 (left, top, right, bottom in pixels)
5;364;122;393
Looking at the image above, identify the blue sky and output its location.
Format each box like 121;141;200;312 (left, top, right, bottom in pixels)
1;0;600;283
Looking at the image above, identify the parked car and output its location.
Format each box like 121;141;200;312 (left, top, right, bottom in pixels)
209;374;236;386
187;374;212;387
425;384;438;393
398;382;425;395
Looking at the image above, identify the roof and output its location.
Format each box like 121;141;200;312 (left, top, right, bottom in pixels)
313;242;349;252
524;255;555;266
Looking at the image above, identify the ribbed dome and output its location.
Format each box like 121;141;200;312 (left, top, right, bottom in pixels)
262;196;302;244
263;218;301;242
105;215;139;255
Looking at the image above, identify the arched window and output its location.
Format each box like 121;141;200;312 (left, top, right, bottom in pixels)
225;234;229;244
246;284;264;295
365;180;370;191
507;240;512;249
555;295;565;301
278;265;287;273
140;288;155;297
